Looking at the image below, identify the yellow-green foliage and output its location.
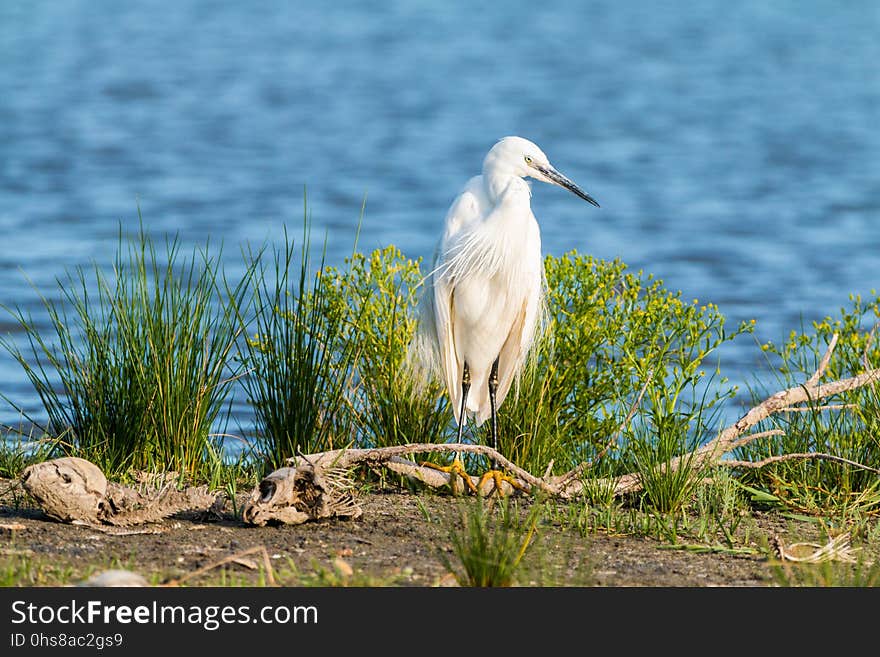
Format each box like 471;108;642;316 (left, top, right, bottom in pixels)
321;245;449;447
338;245;421;382
762;290;880;380
494;252;753;474
310;247;752;470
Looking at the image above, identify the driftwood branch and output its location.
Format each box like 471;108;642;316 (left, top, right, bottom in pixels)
290;443;557;497
728;429;786;451
269;331;880;501
566;334;880;497
723;452;880;475
863;322;877;372
805;332;838;387
778;404;857;412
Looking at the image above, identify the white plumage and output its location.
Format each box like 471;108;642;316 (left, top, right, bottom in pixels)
411;136;599;440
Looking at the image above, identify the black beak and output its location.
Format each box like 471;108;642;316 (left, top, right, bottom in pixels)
535;163;600;208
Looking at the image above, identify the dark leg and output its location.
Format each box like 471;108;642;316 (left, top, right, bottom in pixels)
488;357;500;463
477;356;521;493
420;362;478;494
456;362;471;443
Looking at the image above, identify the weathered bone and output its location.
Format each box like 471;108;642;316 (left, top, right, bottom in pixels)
21;457;107;524
21;456;221;526
242;462;362;526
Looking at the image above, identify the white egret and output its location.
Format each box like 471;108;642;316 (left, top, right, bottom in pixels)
411;135;599;491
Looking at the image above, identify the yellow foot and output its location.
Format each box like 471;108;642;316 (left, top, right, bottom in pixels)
421;459;478;494
476;469;529;497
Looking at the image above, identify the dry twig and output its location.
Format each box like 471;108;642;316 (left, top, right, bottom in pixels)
165;546;277;587
774;533;858;564
778;404;857;412
724;452;880;475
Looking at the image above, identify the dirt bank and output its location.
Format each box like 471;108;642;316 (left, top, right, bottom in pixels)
2;477;836;587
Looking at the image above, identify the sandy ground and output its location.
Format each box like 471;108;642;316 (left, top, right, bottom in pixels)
1;476;837;587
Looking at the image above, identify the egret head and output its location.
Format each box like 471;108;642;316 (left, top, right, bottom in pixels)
484;136;600;207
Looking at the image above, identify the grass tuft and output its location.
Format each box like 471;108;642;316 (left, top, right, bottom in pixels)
0;217;251;477
235;209;361;471
441;496;543;587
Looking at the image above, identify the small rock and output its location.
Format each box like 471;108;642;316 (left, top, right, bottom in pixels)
78;569;149;587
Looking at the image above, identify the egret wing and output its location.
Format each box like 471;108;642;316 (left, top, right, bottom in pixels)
489;255;546;422
432;179;484;424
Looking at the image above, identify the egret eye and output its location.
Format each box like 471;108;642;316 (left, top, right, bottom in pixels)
524;155;533;164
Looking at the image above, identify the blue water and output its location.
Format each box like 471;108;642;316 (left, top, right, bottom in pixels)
1;0;878;433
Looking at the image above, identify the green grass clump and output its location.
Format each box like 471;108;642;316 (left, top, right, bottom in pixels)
0;220;250;477
692;468;750;547
235;218;360;472
627;416;706;516
441;496;542;587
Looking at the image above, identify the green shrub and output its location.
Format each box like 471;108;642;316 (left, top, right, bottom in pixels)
323;245;449;448
491;252;753;476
